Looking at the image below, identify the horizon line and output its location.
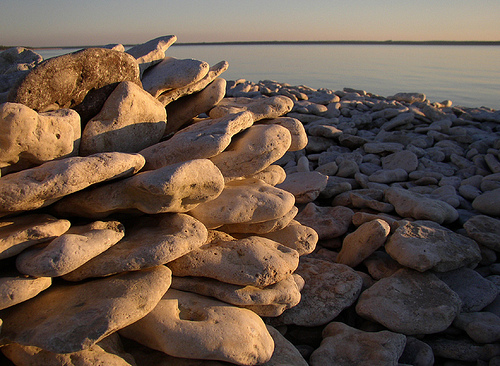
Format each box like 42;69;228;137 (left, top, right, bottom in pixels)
4;39;500;50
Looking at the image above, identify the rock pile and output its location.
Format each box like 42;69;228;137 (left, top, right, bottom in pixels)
0;35;500;365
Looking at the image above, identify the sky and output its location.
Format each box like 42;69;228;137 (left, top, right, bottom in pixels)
1;0;499;47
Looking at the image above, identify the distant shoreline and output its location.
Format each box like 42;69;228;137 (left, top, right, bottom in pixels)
2;40;500;50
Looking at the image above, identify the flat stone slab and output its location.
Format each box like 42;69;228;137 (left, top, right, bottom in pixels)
210;124;292;182
0;152;145;216
80;80;167;155
385;187;459;224
209;96;294;122
274;257;363;327
258;219;318;256
53;159;225;218
464;214;500;252
140;111;254;170
0;276;52;311
219;206;298;235
309;322;406;366
119;289;274;365
16;220;125;277
472;188;500;216
0;102;81;174
385;220;481;272
167;231;299;287
0;214;70;260
356;268;462;335
8;48;141;122
188;178;295;229
276;171;328;203
294;203;354;240
0;265;172;353
63;214;207;281
125;35;177;70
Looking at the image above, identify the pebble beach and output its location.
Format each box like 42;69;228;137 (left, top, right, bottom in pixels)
0;35;499;365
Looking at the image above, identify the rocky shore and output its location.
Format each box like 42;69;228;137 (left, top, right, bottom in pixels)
0;35;499;365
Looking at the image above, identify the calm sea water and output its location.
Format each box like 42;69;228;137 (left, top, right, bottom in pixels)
36;44;500;109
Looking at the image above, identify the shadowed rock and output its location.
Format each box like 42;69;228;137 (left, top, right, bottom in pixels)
0;276;52;311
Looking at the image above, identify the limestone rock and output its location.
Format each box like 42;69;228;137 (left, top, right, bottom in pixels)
219;206;298;235
356;268;462;335
398;336;435;366
472;188;500;216
424;336;500;363
336;219;391;268
0;266;172;353
0;152;145;216
16;221;125;277
274;257;363;326
385;187;459;224
0;214;70;260
276;171;328;203
8;48;141;122
80;81;166;155
294;203;354;240
209;96;294;122
164;77;227;135
53;159;225;218
453;312;500;344
0;276;51;311
189;178;295;229
63;214;207;281
264;325;309;366
210;124;292;182
385;220;481;272
259;117;308;151
258;219;318;256
119;289;274;365
0;102;81;174
0;47;43;93
249;165;287;186
157;61;229;106
381;150;419;172
168;232;299;287
464;214;500;252
140;111;253;170
142;57;209;98
435;267;499;312
171;273;302;312
125;35;177;74
309;322;406;366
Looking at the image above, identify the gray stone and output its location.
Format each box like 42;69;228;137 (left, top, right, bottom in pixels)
62;214;207;281
385;220;481;272
472;189;500;218
398;336;435;366
295;202;354;240
435;267;499;312
80;81;167;155
209;96;294;122
309;322;406;366
453;312;500;344
368;168;408;183
0;266;172;354
381;150;419;172
0;152;145;216
356;268;462;335
53;159;225;219
274;257;363;326
464;214;500;252
425;337;500;363
276;171;328;203
263;325;309;366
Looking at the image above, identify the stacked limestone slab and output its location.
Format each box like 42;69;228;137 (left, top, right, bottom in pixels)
226;80;500;365
0;36;318;365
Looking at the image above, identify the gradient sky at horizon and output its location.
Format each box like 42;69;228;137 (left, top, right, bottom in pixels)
1;0;499;47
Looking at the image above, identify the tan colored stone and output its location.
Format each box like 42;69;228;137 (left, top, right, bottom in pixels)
336;219;391;268
259;117;308;151
53;159;225;219
0;276;51;311
309;322;406;366
210;124;291;182
220;206;298;234
7;48;141;123
189;178;295;229
119;289;274;365
0;266;172;354
259;219;318;256
0;214;70;260
171;273;302;308
0;152;145;216
80;81;166;155
209;96;294;122
142;57;209;98
158;61;229;106
277;171;328;203
168;232;299;287
63;214;207;281
249;164;287;186
164;78;227;135
295;203;354;240
16;221;125;277
0;102;80;174
140;111;253;170
125;35;177;73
